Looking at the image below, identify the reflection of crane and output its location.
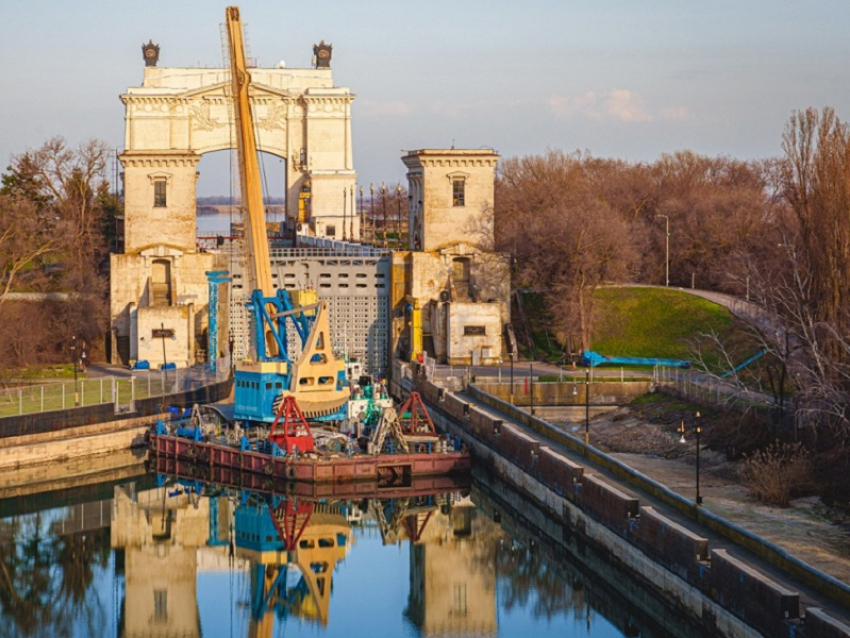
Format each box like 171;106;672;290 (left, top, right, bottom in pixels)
234;492;350;637
370;496;439;545
289;505;350;624
224;6;349;423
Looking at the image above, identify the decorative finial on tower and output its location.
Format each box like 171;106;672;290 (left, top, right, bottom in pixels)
142;40;160;67
312;40;332;69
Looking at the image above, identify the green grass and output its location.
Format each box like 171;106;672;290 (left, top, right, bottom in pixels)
522;287;764;375
15;364;77;380
0;375;175;417
591;287;735;364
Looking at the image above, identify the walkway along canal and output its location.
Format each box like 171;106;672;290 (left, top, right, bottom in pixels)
407;369;850;637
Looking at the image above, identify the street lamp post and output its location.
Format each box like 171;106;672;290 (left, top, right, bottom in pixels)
396;183;402;249
369;184;375;245
657;214;670;287
695;411;703;505
678;413;703;505
71;335;79;407
229;332;235;377
509;353;515;405
349;185;355;242
381;183;388;248
359;185;364;243
530;363;534;416
584;368;590;445
342;186;348;241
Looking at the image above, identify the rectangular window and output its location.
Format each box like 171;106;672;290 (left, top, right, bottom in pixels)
452;582;467;616
154;589;167;621
326;225;336;238
153;179;167;207
464;325;486;336
452;179;465;207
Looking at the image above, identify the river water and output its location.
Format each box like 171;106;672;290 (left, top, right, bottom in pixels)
0;465;699;638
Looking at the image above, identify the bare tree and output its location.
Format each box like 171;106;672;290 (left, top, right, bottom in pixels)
360;183;408;247
496;150;639;349
0;137;112;366
0;196;59;307
781;108;850;366
5;137;110;276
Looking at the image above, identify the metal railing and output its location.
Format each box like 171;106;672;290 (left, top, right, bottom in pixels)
293;235;390;257
0;360;230;418
653;365;790;411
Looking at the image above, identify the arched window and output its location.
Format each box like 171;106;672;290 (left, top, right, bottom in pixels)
452;257;471;300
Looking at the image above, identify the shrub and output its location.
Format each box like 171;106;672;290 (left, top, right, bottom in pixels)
740;440;812;507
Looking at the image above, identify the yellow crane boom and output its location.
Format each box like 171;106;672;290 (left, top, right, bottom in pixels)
225;6;273;298
225;6;350;418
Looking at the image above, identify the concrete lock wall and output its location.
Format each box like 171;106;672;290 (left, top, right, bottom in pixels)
411;374;850;637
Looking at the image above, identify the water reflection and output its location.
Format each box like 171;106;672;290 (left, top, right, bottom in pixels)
0;507;112;637
125;466;479;637
0;463;654;638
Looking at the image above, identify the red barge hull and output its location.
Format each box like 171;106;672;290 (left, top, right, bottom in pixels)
148;432;470;484
150;455;471;499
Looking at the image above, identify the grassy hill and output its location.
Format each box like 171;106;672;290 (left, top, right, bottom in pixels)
591;287;736;362
521;286;759;373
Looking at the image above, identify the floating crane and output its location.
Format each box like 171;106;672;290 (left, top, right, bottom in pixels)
224;6;350;422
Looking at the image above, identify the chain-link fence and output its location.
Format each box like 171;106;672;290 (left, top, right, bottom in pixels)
0;360;231;418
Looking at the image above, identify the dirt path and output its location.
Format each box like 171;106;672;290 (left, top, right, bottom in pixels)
582;407;850;586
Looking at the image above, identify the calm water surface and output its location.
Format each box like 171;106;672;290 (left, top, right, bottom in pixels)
0;469;662;638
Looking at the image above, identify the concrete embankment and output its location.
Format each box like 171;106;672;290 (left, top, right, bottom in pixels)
410;375;850;638
0;376;232;490
0;413;150;470
0;449;147;503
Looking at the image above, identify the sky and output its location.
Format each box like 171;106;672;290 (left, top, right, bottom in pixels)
2;1;850;197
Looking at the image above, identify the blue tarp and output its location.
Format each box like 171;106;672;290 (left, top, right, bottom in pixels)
582;349;691;369
131;360;150;370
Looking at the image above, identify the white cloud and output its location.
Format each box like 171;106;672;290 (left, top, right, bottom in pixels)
604;89;652;122
546;92;602;120
548;89;687;123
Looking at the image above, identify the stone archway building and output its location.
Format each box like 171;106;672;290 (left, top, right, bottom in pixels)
110;59;356;365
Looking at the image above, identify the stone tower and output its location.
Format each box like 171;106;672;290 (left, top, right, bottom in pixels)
392;148;510;367
110;40;357;366
403;149;499;252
